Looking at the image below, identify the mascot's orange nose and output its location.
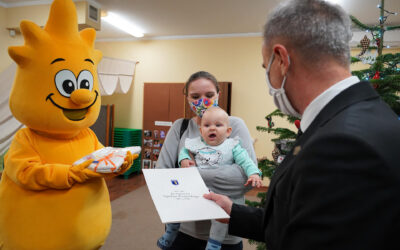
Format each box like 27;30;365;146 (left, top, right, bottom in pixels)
70;89;94;105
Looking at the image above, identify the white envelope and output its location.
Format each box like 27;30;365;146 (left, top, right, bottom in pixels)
142;167;230;223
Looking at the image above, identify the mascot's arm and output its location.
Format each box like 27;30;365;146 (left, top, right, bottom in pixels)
88;129;138;175
5;130;102;190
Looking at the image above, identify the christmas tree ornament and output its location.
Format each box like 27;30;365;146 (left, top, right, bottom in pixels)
376;38;381;47
373;71;380;79
372;71;380;89
277;155;285;164
358;35;370;56
266;115;274;128
294;120;301;129
360;50;377;65
272;145;280;162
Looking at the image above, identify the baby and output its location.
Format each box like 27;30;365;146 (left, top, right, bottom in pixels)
157;106;262;250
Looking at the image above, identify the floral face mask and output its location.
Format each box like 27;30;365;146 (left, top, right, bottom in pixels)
189;98;219;118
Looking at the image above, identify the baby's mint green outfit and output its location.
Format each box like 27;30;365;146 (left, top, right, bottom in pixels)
179;136;261;177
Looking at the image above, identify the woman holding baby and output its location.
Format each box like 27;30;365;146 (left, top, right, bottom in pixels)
156;71;261;250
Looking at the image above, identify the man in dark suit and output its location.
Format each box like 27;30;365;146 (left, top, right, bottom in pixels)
204;0;400;249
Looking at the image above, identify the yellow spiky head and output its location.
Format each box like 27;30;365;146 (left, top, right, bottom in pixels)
8;0;102;137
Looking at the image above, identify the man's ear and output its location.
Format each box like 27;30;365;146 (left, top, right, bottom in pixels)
227;127;232;137
272;44;290;76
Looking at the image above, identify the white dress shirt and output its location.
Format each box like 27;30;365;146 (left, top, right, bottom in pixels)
300;76;360;133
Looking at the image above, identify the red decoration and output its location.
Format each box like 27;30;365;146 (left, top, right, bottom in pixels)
373;71;380;79
376;38;381;47
294;120;301;129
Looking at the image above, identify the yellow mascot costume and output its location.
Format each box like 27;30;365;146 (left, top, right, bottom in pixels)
0;0;136;249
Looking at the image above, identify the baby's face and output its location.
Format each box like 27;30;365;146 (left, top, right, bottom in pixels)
200;109;231;146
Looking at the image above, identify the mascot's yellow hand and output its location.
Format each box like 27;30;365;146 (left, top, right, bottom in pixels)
118;151;138;175
101;152;138;178
68;159;102;184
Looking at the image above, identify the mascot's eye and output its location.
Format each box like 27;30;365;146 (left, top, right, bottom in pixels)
80;80;90;89
77;70;94;91
63;80;75;93
55;70;77;97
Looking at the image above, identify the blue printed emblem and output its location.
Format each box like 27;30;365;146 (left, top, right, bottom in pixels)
171;179;179;185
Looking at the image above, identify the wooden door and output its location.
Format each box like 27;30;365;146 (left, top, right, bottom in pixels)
143;82;232;168
142;83;185;168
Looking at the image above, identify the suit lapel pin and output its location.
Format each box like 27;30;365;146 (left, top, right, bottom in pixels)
293;145;302;156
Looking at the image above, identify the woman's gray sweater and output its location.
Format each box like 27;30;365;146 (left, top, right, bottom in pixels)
156;117;257;244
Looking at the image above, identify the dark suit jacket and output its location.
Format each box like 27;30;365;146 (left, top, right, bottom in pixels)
229;82;400;250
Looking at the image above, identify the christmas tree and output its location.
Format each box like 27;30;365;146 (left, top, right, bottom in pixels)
350;0;400;114
246;110;298;250
247;1;399;249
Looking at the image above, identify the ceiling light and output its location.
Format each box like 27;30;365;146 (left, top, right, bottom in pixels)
324;0;343;5
102;12;144;38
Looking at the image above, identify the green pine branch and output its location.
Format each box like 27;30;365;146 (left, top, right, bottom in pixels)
356;45;378;50
351;57;361;63
387;25;400;31
350;15;380;31
265;109;298;123
256;126;297;140
258;158;277;178
248;240;267;250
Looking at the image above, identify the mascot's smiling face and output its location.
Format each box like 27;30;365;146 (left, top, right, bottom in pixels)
43;48;100;124
8;0;102;136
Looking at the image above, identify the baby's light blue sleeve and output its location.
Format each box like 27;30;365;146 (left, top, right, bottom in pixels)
232;143;261;177
178;147;191;167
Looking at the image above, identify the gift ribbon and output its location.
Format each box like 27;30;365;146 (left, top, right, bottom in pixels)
93;152;124;172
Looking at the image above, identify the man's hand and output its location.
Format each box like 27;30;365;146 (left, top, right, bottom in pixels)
180;159;195;168
203;192;233;223
245;174;263;188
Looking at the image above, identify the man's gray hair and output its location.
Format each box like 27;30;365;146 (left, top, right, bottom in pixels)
263;0;352;67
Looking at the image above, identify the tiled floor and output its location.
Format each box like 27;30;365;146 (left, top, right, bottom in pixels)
105;172;268;201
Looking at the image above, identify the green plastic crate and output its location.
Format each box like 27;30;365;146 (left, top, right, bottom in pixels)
122;155;142;179
113;128;142;178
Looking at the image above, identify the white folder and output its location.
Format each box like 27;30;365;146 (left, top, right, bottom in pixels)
142;167;230;223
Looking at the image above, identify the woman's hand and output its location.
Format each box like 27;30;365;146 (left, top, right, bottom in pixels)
203;192;232;223
180;159;196;168
245;174;263;188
